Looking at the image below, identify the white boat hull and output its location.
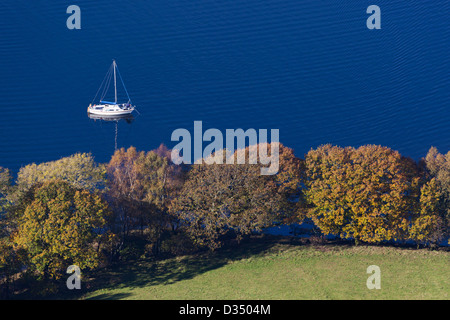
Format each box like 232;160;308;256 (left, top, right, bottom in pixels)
87;103;134;116
88;109;134;116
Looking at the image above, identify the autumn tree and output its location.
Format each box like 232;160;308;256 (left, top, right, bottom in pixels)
0;237;27;298
106;146;183;256
0;167;12;216
171;143;303;250
237;142;306;222
410;178;444;246
418;147;450;243
269;143;306;222
16;153;105;194
171;159;281;250
153;143;187;205
0;167;25;297
305;144;420;244
13;180;110;280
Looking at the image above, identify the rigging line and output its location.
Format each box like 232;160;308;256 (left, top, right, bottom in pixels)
100;65;113;102
115;64;132;103
91;63;113;104
104;65;114;101
99;66;112;102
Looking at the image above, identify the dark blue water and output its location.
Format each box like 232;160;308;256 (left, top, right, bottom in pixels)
0;1;449;174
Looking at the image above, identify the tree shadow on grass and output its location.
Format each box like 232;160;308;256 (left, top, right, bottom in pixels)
83;234;302;298
83;233;447;299
87;292;133;300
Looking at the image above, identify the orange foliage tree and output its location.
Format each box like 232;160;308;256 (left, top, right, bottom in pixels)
413;146;450;245
305;144;421;244
170;143;304;250
106;146;184;256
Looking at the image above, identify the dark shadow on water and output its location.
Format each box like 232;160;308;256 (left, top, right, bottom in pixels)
87;113;135;123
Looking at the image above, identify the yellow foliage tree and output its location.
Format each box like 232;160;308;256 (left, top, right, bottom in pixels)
410;178;443;246
16;153;105;194
305;144;420;244
13;180;110;280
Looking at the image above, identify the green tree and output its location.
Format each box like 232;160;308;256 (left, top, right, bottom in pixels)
13;180;110;280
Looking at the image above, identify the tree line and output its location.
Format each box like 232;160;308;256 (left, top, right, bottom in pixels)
0;143;448;296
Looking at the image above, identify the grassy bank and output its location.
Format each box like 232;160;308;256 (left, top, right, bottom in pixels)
78;236;449;300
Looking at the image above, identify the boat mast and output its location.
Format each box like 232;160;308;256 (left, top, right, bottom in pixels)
113;60;117;104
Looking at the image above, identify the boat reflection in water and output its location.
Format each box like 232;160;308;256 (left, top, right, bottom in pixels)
87;113;135;150
87;113;134;123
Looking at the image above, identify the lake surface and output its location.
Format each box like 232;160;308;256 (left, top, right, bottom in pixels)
0;1;449;175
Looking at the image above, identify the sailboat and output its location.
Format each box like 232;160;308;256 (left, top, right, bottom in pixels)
88;60;135;116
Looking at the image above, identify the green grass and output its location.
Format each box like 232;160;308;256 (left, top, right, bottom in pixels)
80;236;449;300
